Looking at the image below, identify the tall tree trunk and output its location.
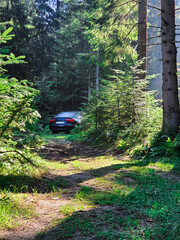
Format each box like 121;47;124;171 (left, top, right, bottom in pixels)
88;73;91;104
161;0;180;133
96;49;99;96
88;47;92;104
137;0;147;80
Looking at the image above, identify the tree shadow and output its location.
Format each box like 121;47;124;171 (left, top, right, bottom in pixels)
38;142;108;162
0;154;178;194
32;168;180;240
0;174;70;193
1;148;179;239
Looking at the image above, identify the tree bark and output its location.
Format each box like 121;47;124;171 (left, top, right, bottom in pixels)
161;0;180;133
137;0;147;80
96;49;99;96
88;72;91;104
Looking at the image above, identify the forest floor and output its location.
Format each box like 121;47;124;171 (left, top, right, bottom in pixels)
0;136;179;240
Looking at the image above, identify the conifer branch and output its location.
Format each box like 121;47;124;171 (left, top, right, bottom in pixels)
120;3;138;22
146;35;161;41
148;25;161;29
134;0;161;11
146;43;161;47
122;23;137;42
0;150;38;167
116;0;138;8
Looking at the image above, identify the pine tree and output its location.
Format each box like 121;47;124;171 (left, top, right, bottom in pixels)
161;0;180;133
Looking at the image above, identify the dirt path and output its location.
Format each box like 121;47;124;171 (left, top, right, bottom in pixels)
0;140;109;240
0;140;179;240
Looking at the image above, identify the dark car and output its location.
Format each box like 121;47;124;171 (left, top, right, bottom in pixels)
49;111;82;134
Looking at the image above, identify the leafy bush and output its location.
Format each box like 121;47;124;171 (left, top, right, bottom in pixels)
0;25;41;167
149;131;180;158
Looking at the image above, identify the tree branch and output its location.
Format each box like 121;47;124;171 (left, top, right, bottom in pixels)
148;25;161;29
146;43;161;47
134;0;161;11
0;95;32;137
120;3;138;22
0;150;38;167
122;23;137;42
147;35;161;41
116;0;138;8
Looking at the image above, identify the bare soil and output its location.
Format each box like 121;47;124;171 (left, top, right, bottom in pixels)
0;140;109;240
0;139;179;240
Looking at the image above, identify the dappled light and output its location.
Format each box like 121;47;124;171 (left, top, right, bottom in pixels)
0;0;180;239
0;139;179;240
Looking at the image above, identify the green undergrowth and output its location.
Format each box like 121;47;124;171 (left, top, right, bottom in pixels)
1;132;180;239
0;194;35;230
39;132;70;142
0;152;46;229
55;171;179;239
34;149;180;240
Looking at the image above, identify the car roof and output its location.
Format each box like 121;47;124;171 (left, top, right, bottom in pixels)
54;111;81;118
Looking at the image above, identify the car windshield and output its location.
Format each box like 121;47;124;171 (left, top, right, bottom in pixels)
55;111;80;118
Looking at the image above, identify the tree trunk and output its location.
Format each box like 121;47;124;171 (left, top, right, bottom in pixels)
88;73;91;104
161;0;180;133
96;49;99;96
137;0;147;80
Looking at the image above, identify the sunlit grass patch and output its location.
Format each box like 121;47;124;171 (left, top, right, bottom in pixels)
148;161;174;171
59;199;95;216
39;132;69;141
121;172;180;239
71;160;92;170
0;193;35;230
42;160;70;170
69;156;135;173
82;174;136;195
75;186;126;206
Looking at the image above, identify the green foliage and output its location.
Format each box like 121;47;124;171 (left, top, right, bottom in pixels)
34;148;179;240
0;193;34;229
85;0;138;63
79;63;162;151
0;25;41;167
148;132;180;158
32;0;139;121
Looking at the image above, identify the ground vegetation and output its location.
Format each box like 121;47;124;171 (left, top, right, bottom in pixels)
0;1;180;238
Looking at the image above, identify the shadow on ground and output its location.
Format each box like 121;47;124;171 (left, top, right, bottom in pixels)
1;141;179;240
32;167;180;240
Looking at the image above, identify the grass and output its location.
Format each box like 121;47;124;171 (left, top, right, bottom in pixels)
47;165;179;240
59;199;95;216
39;132;70;142
33;148;180;240
0;191;36;229
1;132;180;240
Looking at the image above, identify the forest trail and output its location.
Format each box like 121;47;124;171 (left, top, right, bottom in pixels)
0;140;113;240
0;139;179;240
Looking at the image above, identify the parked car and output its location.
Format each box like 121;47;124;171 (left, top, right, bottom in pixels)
49;111;82;134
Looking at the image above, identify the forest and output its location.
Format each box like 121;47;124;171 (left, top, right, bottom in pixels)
0;0;180;240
